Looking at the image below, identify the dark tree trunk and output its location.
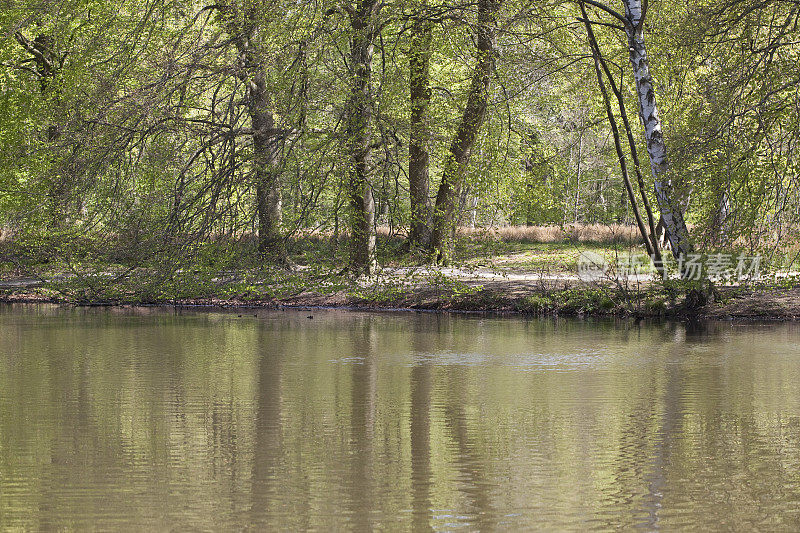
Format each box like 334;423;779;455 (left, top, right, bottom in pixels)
227;13;286;264
15;31;65;227
248;83;285;262
429;0;499;264
408;7;433;249
345;0;380;275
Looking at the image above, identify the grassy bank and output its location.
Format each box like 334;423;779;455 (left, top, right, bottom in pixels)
4;277;800;320
2;225;798;319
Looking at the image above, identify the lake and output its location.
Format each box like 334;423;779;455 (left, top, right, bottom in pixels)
1;304;800;530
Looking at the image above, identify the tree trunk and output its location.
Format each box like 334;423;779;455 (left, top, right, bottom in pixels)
623;0;692;261
15;31;66;227
581;6;654;258
580;2;664;273
346;0;380;275
249;83;285;262
574;131;583;223
408;6;433;249
429;0;499;263
228;15;286;264
711;189;730;246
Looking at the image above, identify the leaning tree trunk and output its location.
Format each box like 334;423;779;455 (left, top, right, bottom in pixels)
408;6;433;249
712;189;730;246
622;0;692;261
345;0;380;275
429;0;499;264
580;6;654;259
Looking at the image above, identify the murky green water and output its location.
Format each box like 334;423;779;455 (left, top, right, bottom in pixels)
2;305;800;530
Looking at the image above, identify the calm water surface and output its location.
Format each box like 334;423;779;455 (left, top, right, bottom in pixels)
2;304;800;530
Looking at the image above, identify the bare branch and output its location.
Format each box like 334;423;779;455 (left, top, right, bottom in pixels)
14;31;51;68
575;16;625;31
581;0;630;27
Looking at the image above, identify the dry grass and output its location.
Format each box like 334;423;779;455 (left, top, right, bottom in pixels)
289;223;642;246
455;224;641;245
181;223;643;247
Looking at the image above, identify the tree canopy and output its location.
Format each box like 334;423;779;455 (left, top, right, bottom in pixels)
1;0;798;294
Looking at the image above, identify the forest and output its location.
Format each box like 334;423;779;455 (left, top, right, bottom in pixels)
1;0;799;314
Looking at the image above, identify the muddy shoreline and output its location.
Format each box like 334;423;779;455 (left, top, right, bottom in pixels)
3;283;799;320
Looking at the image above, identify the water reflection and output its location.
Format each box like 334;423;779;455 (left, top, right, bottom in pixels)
347;317;376;531
2;305;800;530
441;365;495;530
410;321;433;532
250;327;283;527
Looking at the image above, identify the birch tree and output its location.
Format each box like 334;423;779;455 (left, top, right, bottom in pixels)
583;0;692;260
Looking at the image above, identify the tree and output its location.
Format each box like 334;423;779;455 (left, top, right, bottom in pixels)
580;3;654;259
583;0;692;260
430;0;501;263
344;0;381;275
217;2;287;263
407;0;434;249
14;27;65;227
665;0;800;254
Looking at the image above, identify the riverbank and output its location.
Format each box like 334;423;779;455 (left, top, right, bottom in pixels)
3;276;800;320
3;234;799;319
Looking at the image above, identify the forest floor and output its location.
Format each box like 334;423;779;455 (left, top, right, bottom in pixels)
2;240;800;319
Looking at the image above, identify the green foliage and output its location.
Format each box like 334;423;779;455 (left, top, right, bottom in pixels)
0;0;798;311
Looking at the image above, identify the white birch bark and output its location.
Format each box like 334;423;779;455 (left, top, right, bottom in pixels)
622;0;692;260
